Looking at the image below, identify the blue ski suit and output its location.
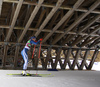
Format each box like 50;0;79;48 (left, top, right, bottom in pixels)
21;39;40;70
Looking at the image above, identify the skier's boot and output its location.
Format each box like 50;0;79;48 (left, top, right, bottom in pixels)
21;71;31;76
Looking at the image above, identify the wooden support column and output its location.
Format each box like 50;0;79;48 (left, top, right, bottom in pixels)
34;47;39;70
71;49;81;70
2;43;8;68
14;43;20;69
71;50;80;69
53;48;62;69
44;47;51;69
87;49;99;70
79;50;90;70
62;49;72;69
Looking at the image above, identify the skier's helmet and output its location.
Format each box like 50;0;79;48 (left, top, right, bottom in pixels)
30;36;36;40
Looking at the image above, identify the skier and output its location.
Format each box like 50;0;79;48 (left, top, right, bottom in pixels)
21;36;42;76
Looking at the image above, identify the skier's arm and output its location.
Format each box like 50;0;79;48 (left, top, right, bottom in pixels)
31;40;40;45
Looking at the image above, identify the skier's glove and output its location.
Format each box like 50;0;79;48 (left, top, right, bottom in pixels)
39;38;43;41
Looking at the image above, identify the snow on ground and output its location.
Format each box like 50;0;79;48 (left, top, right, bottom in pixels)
0;70;100;87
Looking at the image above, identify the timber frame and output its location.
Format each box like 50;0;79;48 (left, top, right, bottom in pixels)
0;0;100;70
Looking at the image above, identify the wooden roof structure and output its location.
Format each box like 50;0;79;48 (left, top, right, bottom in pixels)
0;0;100;70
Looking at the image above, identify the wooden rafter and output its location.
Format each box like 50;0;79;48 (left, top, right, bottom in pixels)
35;8;46;28
47;11;60;29
3;0;100;14
52;0;100;45
9;3;16;25
5;0;23;42
89;38;100;47
72;25;100;46
35;0;64;37
81;37;100;47
0;25;99;37
18;0;44;43
0;0;3;15
42;0;85;43
23;5;33;26
62;14;100;45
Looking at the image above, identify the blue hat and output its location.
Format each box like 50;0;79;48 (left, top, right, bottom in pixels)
30;36;36;39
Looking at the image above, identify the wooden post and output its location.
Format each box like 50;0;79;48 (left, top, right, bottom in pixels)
87;49;99;70
62;49;71;69
2;43;8;68
79;50;90;70
44;47;51;69
14;43;20;69
34;47;39;70
71;49;81;70
53;48;62;69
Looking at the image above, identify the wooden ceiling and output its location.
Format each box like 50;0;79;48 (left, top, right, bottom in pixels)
0;0;100;48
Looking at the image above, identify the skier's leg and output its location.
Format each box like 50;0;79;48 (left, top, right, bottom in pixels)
21;49;28;75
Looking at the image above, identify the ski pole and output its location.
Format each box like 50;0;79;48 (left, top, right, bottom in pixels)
36;42;42;75
38;42;42;59
32;45;36;58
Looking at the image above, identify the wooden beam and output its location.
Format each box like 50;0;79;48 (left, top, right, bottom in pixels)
42;0;85;43
53;13;73;44
81;37;100;47
0;0;3;15
89;38;100;47
18;0;44;43
71;49;81;70
5;0;23;42
52;0;100;45
35;9;46;28
23;5;32;26
62;49;72;69
87;49;99;70
44;47;51;69
72;25;100;46
47;11;60;29
9;3;16;25
79;50;90;70
3;0;100;14
14;45;20;68
62;15;100;45
2;43;8;67
34;47;39;69
53;48;62;69
0;25;99;37
0;41;97;50
35;0;64;37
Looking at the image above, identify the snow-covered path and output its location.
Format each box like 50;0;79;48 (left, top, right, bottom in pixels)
0;70;100;87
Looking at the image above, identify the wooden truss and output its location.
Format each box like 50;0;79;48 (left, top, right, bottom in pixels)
0;0;100;70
